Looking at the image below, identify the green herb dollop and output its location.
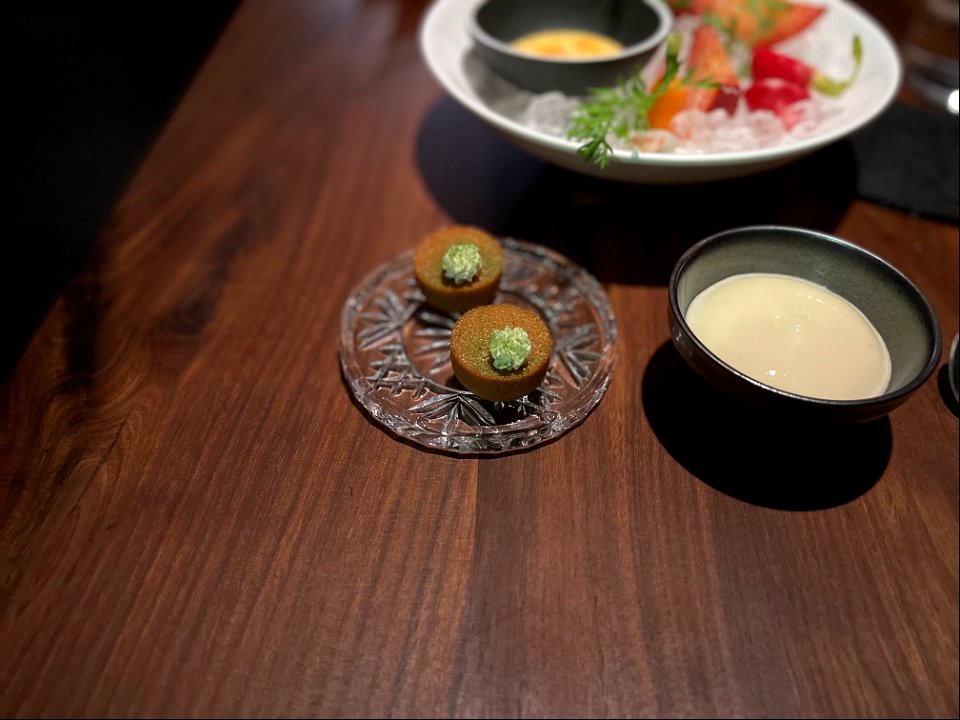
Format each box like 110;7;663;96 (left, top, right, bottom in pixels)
442;243;483;284
489;326;531;371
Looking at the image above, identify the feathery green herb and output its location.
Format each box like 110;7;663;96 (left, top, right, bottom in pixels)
567;33;685;167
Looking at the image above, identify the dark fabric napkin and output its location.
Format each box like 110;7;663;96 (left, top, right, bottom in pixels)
849;100;959;225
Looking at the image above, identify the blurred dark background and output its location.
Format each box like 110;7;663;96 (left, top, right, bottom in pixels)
2;3;239;378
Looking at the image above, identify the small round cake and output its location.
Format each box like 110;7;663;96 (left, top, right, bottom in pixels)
450;304;553;402
413;226;503;313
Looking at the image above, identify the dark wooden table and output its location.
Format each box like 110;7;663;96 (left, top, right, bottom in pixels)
2;1;957;716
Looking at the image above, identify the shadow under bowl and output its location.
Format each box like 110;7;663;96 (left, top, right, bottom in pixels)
668;225;942;424
470;0;673;95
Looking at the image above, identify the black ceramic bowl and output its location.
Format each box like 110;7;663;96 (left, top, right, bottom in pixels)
668;226;942;424
470;0;673;95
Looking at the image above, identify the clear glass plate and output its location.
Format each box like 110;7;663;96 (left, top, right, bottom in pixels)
339;238;617;454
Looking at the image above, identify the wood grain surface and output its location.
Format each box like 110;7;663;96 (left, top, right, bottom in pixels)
2;0;957;717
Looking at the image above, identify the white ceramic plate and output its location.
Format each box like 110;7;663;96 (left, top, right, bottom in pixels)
419;0;903;183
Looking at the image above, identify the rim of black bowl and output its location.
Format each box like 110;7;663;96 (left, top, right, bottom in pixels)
667;224;943;409
469;0;673;66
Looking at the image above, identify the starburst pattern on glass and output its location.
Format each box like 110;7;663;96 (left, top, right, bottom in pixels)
339;238;617;453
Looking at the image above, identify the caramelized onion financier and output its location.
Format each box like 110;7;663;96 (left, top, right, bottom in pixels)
413;226;503;313
450;304;553;402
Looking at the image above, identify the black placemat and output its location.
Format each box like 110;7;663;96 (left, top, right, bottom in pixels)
849;100;959;224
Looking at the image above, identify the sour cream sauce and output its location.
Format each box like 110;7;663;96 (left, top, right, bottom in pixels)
685;273;892;400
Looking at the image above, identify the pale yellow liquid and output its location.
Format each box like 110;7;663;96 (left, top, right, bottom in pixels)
510;29;623;59
685;273;892;400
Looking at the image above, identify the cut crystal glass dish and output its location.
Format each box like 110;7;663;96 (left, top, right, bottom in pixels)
339;238;617;454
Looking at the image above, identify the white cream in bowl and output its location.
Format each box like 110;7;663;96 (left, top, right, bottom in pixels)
685;272;892;400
